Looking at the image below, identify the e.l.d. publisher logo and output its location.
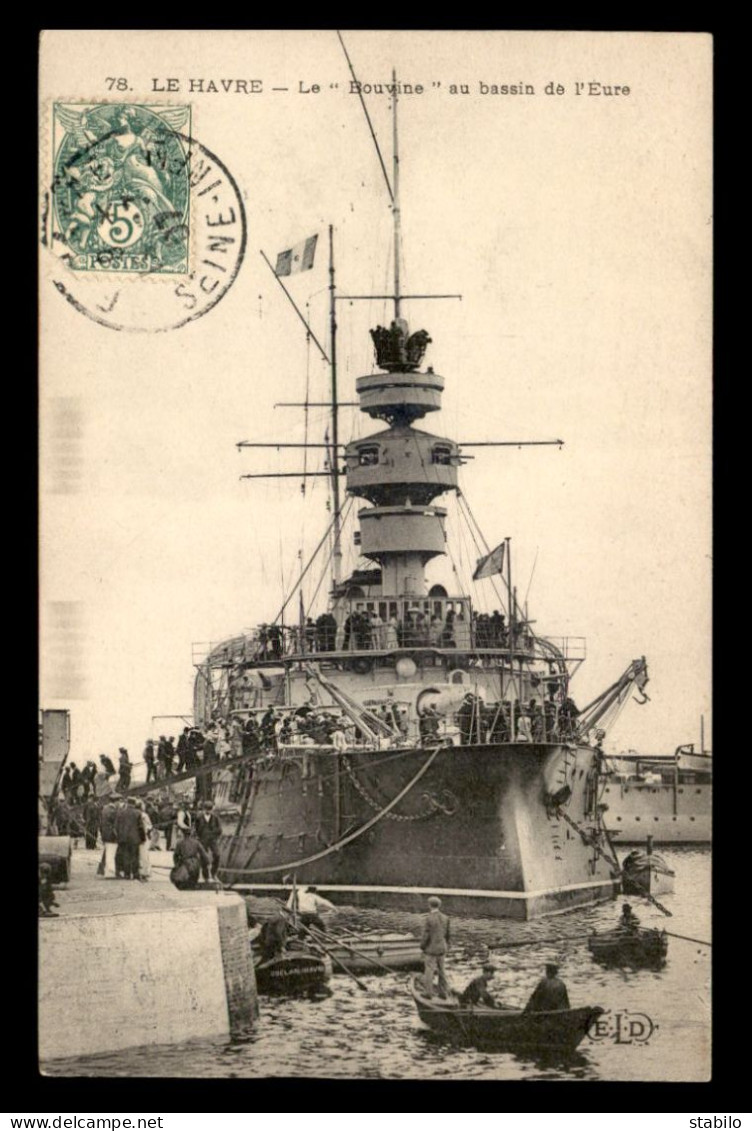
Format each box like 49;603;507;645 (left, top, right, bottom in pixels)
587;1009;658;1044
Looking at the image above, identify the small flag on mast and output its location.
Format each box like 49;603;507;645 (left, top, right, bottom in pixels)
472;541;506;581
275;234;318;276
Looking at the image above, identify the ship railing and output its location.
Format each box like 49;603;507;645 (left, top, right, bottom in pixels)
254;644;543;667
198;621;583;668
542;636;587;660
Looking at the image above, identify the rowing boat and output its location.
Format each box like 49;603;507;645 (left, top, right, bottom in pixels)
253;947;332;996
622;849;675;897
323;931;423;973
587;926;668;968
410;977;602;1050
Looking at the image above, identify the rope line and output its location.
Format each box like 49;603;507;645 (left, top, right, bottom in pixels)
217;741;445;877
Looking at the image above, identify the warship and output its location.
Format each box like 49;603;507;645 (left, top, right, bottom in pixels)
601;738;711;845
192;67;651;920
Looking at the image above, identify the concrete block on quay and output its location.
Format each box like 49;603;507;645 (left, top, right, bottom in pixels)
39;849;257;1062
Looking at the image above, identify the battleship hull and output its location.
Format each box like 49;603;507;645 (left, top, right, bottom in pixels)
215;740;617;920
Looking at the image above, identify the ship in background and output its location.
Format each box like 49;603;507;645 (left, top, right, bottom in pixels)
600;720;711;844
192;53;652;920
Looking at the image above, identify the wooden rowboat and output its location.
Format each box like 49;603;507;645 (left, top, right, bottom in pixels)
622;849;675;897
588;926;668;968
410;977;603;1051
322;931;423;973
253;947;332;996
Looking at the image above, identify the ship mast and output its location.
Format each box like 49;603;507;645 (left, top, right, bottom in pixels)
392;70;402;321
329;224;342;585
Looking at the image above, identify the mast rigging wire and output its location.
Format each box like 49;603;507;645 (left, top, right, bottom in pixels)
336;31;394;205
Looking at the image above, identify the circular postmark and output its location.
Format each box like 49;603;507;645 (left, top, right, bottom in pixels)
45;103;246;332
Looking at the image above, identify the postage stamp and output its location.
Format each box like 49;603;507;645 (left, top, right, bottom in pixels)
51;103;192;275
43;102;246;333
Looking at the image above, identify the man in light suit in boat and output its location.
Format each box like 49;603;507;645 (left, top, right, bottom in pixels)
420;895;451;998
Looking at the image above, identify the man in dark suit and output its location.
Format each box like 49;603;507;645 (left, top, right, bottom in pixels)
524;963;571;1012
115;797;143;879
420;895;451;998
194;800;222;881
144;740;157;783
175;728;190;774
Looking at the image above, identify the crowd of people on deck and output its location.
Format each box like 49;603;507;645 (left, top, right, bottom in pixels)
229;607;535;660
48;683;581;843
453;690;581;745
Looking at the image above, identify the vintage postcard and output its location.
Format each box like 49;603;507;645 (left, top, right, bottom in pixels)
38;29;712;1082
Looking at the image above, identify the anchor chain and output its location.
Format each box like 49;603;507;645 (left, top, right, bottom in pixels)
555;806;673;917
342;755;457;822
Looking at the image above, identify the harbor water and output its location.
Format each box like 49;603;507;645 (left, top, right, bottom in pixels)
43;846;710;1082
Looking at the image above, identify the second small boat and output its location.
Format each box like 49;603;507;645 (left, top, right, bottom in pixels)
588;927;668;970
621;837;675;897
320;931;423;974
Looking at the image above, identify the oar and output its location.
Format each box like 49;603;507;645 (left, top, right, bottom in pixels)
490;932;593;950
621;872;673;917
264;894;370;991
293;917;370;991
664;930;711;947
304;922;407;977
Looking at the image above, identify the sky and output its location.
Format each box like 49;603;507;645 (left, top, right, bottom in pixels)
40;30;712;767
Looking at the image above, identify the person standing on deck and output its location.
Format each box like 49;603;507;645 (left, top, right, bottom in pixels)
175;728;190;775
156;736;169;779
524;963;571;1012
420;895;451;998
117;748;131;791
144;740;157;783
100;753;116;777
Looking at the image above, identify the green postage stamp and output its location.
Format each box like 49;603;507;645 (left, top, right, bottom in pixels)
51;103;192;274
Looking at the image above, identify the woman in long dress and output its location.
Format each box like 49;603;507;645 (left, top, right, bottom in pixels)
136;800;152;880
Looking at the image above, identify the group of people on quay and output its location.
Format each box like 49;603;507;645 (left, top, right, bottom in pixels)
43;787;224;889
225;606;535;661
